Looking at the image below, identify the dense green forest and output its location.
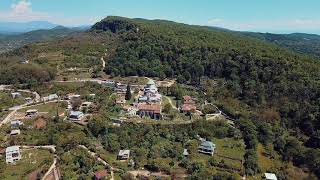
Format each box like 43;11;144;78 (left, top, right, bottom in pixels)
92;16;320;177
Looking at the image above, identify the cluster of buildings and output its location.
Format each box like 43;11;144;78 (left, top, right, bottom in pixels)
115;79;163;120
135;80;162;120
64;94;94;122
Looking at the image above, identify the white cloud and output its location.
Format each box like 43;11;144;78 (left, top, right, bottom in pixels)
11;0;32;15
0;0;98;26
0;0;50;22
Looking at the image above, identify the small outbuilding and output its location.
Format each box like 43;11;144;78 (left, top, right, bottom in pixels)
26;109;38;117
11;92;22;99
43;94;59;101
183;149;189;157
264;173;277;180
117;150;130;160
10;129;21;136
198;141;216;156
11;120;24;129
68;111;84;121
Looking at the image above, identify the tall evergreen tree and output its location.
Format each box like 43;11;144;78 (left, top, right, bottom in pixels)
125;84;132;100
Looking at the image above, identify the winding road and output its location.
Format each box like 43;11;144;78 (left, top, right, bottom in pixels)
78;145;117;180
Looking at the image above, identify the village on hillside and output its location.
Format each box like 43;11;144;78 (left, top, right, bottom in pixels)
0;73;281;180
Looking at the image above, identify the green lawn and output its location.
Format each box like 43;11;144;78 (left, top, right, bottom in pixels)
0;92;26;110
18;101;67;117
0;149;53;180
111;76;148;85
190;138;245;173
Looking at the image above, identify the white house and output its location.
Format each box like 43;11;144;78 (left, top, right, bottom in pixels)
6;146;21;164
43;94;59;102
69;111;84;121
183;149;189;157
11;92;21;99
264;173;277;180
10;129;21;136
144;79;158;94
81;102;92;109
117;150;130;160
20;59;29;64
25;97;33;104
26;109;38;117
11;120;24;129
198;141;216;156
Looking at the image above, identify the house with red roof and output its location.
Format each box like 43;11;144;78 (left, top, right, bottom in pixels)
180;95;197;113
137;103;162;120
93;169;108;180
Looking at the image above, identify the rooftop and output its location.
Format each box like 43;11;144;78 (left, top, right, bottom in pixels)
70;111;84;116
94;169;108;179
199;141;216;150
181;104;196;111
10;129;21;135
264;173;277;180
6;146;20;153
118;150;130;156
137;103;161;113
183;95;192;101
26;109;38;113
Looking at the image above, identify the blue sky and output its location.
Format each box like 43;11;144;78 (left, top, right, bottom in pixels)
1;0;320;34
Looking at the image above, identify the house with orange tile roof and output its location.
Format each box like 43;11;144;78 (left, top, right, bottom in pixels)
137;103;162;120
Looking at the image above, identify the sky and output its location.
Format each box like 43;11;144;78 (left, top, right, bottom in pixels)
0;0;320;34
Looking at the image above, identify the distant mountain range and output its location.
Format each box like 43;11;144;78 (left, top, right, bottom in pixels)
0;21;91;34
0;21;60;34
0;26;85;54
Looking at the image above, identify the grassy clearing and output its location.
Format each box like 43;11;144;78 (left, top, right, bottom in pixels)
190;138;245;173
111;76;148;85
18;101;67;117
0;149;53;180
0;92;26;110
253;143;318;180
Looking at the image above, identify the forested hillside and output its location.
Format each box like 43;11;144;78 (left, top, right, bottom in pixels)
0;26;81;54
0;31;115;84
92;16;320;177
241;32;320;58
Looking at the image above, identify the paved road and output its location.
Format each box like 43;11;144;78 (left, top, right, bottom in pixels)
42;156;58;180
1;110;17;127
1;100;60;127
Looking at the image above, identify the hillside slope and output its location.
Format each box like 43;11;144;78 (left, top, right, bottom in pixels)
92;17;320;177
0;26;82;54
241;32;320;58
